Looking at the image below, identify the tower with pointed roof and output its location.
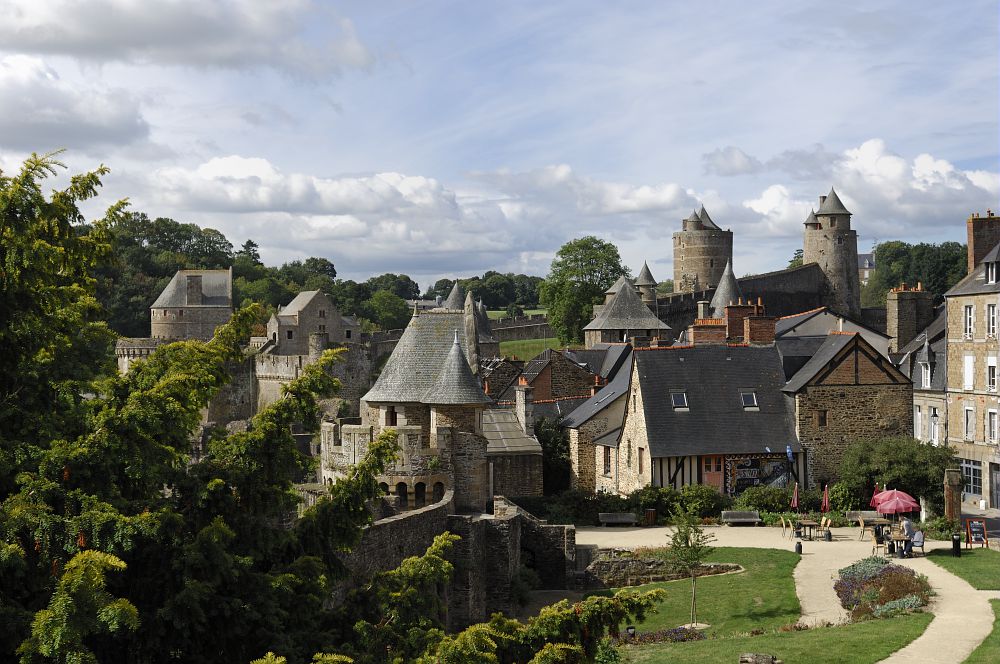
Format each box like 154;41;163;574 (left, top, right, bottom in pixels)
803;187;861;319
634;262;657;306
672;204;733;293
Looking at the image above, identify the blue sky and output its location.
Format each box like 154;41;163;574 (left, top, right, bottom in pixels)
0;0;997;289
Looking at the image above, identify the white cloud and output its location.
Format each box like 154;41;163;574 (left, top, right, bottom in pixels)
0;0;373;78
702;146;763;176
0;55;149;151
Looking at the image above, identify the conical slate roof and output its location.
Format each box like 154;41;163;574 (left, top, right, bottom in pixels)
804;209;819;226
817;187;851;216
684;209;702;223
442;282;465;309
605;274;632;295
584;277;670;331
635;262;656;287
698;205;720;230
421;332;492;405
709;260;742;318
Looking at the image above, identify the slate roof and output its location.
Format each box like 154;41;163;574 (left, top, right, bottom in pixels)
781;333;855;393
684;209;702;223
593;426;622;448
279;290;321;317
481;409;542;455
634;345;800;457
817;187;851;216
635;262;656;286
945;254;1000;297
896;305;948;392
775;307;828;337
561;349;633;429
709;260;742;317
698;205;720;230
774;336;827;380
151;269;232;308
521;351;552;384
531;396;590;420
605;275;632;295
584;278;670;331
421;333;492;405
363;311;482;403
898;307;946;355
858;253;875;269
804;209;819;226
982;242;1000;264
441;283;465;310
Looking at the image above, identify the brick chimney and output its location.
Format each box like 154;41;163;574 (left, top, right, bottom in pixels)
886;281;935;352
590;374;605;396
744;315;777;345
186;274;203;305
689;318;727;345
967;211;1000;275
724;299;757;341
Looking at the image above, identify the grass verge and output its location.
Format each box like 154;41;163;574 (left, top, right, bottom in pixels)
927;547;1000;590
499;337;565;360
609;547;800;637
964;599;1000;663
624;612;932;663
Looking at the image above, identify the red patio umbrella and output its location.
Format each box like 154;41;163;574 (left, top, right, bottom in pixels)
869;485;880;507
875;490;919;515
821;484;830;513
791;482;799;512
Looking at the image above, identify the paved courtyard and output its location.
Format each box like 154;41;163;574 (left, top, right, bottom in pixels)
576;524;1000;663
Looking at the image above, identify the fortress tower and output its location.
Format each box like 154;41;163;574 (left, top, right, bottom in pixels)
803;188;861;319
672;205;733;293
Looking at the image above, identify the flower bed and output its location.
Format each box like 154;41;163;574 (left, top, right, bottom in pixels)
834;556;931;620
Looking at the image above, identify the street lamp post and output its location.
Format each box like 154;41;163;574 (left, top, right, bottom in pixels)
930;412;940;446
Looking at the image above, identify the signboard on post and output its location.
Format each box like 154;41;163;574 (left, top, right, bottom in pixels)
966;519;988;548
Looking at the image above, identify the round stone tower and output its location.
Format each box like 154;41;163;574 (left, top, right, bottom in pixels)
672;205;733;293
802;188;861;319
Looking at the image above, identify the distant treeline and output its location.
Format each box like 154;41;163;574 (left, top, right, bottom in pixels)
860;240;967;308
92;212;541;336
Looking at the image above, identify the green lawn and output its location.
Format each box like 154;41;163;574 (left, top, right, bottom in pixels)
927;547;1000;590
487;308;547;320
499;337;565;360
624;612;933;664
965;599;1000;663
607;548;801;638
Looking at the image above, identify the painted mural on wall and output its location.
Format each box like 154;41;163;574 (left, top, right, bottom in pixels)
725;454;791;495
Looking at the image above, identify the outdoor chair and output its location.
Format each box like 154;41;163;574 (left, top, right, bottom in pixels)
871;531;886;556
911;531;925;556
780;516;790;539
857;516;867;540
817;517;830;540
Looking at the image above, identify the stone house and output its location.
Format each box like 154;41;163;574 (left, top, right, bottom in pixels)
583;276;670;348
566;299;911;495
514;348;602;402
940;229;1000;507
895;307;947;447
265;290;359;353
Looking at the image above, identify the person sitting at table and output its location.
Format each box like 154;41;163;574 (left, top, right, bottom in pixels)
901;515;917;557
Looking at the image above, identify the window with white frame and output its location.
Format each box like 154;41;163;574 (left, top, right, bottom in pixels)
930;406;940;445
914;405;922;440
989;304;997;337
965;355;975;390
988;410;998;444
988;262;998;284
671;392;688;409
989;357;997;392
921;363;931;389
965;407;976;440
965;305;975;338
740;391;758;408
961;459;983;495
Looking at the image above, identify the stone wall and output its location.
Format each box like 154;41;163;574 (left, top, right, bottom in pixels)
490;314;553;342
205;358;256;424
672;227;733;292
795;383;912;485
886;287;935;352
151;306;232;341
615;368;647;495
578;549;740;589
490;454;543;496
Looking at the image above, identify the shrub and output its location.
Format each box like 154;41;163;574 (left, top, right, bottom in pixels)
834;556;930;621
628;486;681;518
614;627;706;645
679;484;732;517
593;638;623;664
510;566;541;607
922;516;960;540
838;556;891;582
733;486;791;512
873;594;925;618
828;481;858;512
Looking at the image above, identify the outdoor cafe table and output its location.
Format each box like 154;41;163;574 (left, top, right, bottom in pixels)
797;519;819;540
865;517;892;537
891;534;910;558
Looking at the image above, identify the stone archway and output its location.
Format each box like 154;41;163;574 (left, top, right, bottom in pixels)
414;482;426;507
396;482;408;508
432;481;445;502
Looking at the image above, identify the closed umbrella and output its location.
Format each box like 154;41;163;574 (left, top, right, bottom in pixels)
869;485;880;508
791;482;799;512
821;484;830;513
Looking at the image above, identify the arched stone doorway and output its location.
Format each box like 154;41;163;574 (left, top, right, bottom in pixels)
414;482;426;507
395;482;408;508
432;481;445;502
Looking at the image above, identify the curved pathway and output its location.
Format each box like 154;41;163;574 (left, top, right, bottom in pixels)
575;525;998;662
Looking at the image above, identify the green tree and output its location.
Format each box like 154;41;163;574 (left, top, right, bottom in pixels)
861;240;967;307
839;436;957;514
237;239;263;264
663;508;715;627
539;237;629;344
365;273;421;300
363;290;411;330
656;279;674;295
788;248;804;269
534;418;570;495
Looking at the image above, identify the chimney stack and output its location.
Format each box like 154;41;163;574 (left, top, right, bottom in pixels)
689;318;727;345
515;384;534;435
966;210;1000;275
743;315;777;345
186;274;203;305
696;300;710;318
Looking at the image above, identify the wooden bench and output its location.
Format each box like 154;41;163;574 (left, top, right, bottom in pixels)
598;512;638;526
721;510;762;526
845;510;880;522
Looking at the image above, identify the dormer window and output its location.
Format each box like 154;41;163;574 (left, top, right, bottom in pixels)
671;392;688;410
740;391;758;409
988;262;998;284
921;363;931;389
